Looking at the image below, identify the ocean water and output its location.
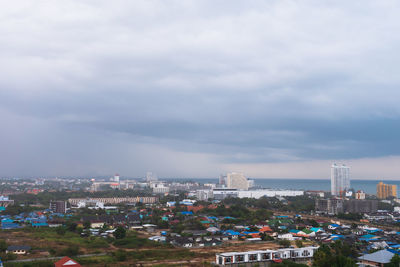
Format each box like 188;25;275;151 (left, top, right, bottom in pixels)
163;178;400;195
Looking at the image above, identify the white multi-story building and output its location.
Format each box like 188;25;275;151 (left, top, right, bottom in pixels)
151;183;170;194
226;172;249;190
331;163;350;196
215;246;319;265
196;189;214;201
113;173;120;183
212;189;304;200
146;172;158;182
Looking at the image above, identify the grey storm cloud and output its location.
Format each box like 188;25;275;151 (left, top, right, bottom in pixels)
1;0;400;178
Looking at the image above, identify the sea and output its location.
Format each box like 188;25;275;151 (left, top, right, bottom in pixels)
163;178;400;195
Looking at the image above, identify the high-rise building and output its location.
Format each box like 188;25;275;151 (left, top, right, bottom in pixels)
377;182;397;199
114;174;120;183
330;163;350;196
146;172;158;182
50;201;67;213
226;172;249;190
219;174;227;185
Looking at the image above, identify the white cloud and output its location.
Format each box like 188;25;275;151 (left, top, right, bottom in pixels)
0;1;400;177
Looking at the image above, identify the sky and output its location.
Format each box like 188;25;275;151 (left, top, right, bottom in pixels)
1;1;400;179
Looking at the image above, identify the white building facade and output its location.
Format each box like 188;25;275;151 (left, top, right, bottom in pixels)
213;189;304;200
226;172;249;190
331;163;350;196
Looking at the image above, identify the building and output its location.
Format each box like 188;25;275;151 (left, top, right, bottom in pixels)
377;182;397;199
196;189;213;201
68;196;158;206
343;199;378;214
316;198;377;214
306;191;325;198
0;196;14;208
315;198;344;215
54;256;82;267
331;163;350;196
355;190;366;200
6;245;31;255
146;172;158;182
213;189;303;200
226;172;249;190
219;174;226;185
50;201;67;213
216;246;319;266
151;183;170;194
358;249;398;267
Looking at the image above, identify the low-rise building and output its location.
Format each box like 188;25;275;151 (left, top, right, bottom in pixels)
6;245;31;255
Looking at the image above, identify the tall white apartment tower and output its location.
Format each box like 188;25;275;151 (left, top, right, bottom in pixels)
226;172;249;190
114;174;120;183
146;172;158;182
331;163;350;196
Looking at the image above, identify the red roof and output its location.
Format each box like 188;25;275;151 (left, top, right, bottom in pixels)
54;256;82;267
259;226;273;232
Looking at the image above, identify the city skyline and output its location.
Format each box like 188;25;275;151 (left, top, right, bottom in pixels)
2;1;400;178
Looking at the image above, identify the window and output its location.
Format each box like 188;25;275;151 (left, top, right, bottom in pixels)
302;250;310;256
249;254;257;261
261;253;270;260
235;255;245;262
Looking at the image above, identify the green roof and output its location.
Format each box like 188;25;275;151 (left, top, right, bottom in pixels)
301;228;313;234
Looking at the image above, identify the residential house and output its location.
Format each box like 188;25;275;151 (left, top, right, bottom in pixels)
358;249;398;267
54;256;82;267
6;245;31;255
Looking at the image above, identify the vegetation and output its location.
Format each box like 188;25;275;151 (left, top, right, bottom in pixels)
386;254;400;267
272;260;308;267
113;232;167;249
3;205;43;216
10;188;153;206
4;261;54;267
295;239;303;248
113;226;126;239
313;242;358;267
278;239;291;247
337;213;363;221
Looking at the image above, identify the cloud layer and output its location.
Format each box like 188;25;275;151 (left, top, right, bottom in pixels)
1;0;400;178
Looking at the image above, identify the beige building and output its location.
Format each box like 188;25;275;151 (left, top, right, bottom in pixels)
226;172;249;190
355;191;366;200
377;182;397;199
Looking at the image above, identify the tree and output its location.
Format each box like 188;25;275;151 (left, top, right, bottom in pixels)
59;246;80;256
56;226;66;235
386;254;400;267
114;249;127;261
278;239;291;247
313;242;357;267
66;222;77;232
0;239;7;252
295;239;303;248
83;221;91;229
114;226;126;239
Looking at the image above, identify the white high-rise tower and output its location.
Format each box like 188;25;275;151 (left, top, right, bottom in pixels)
146;172;158;182
226;172;249;190
331;163;350;196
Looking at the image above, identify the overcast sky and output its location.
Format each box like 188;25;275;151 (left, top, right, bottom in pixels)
1;1;400;179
